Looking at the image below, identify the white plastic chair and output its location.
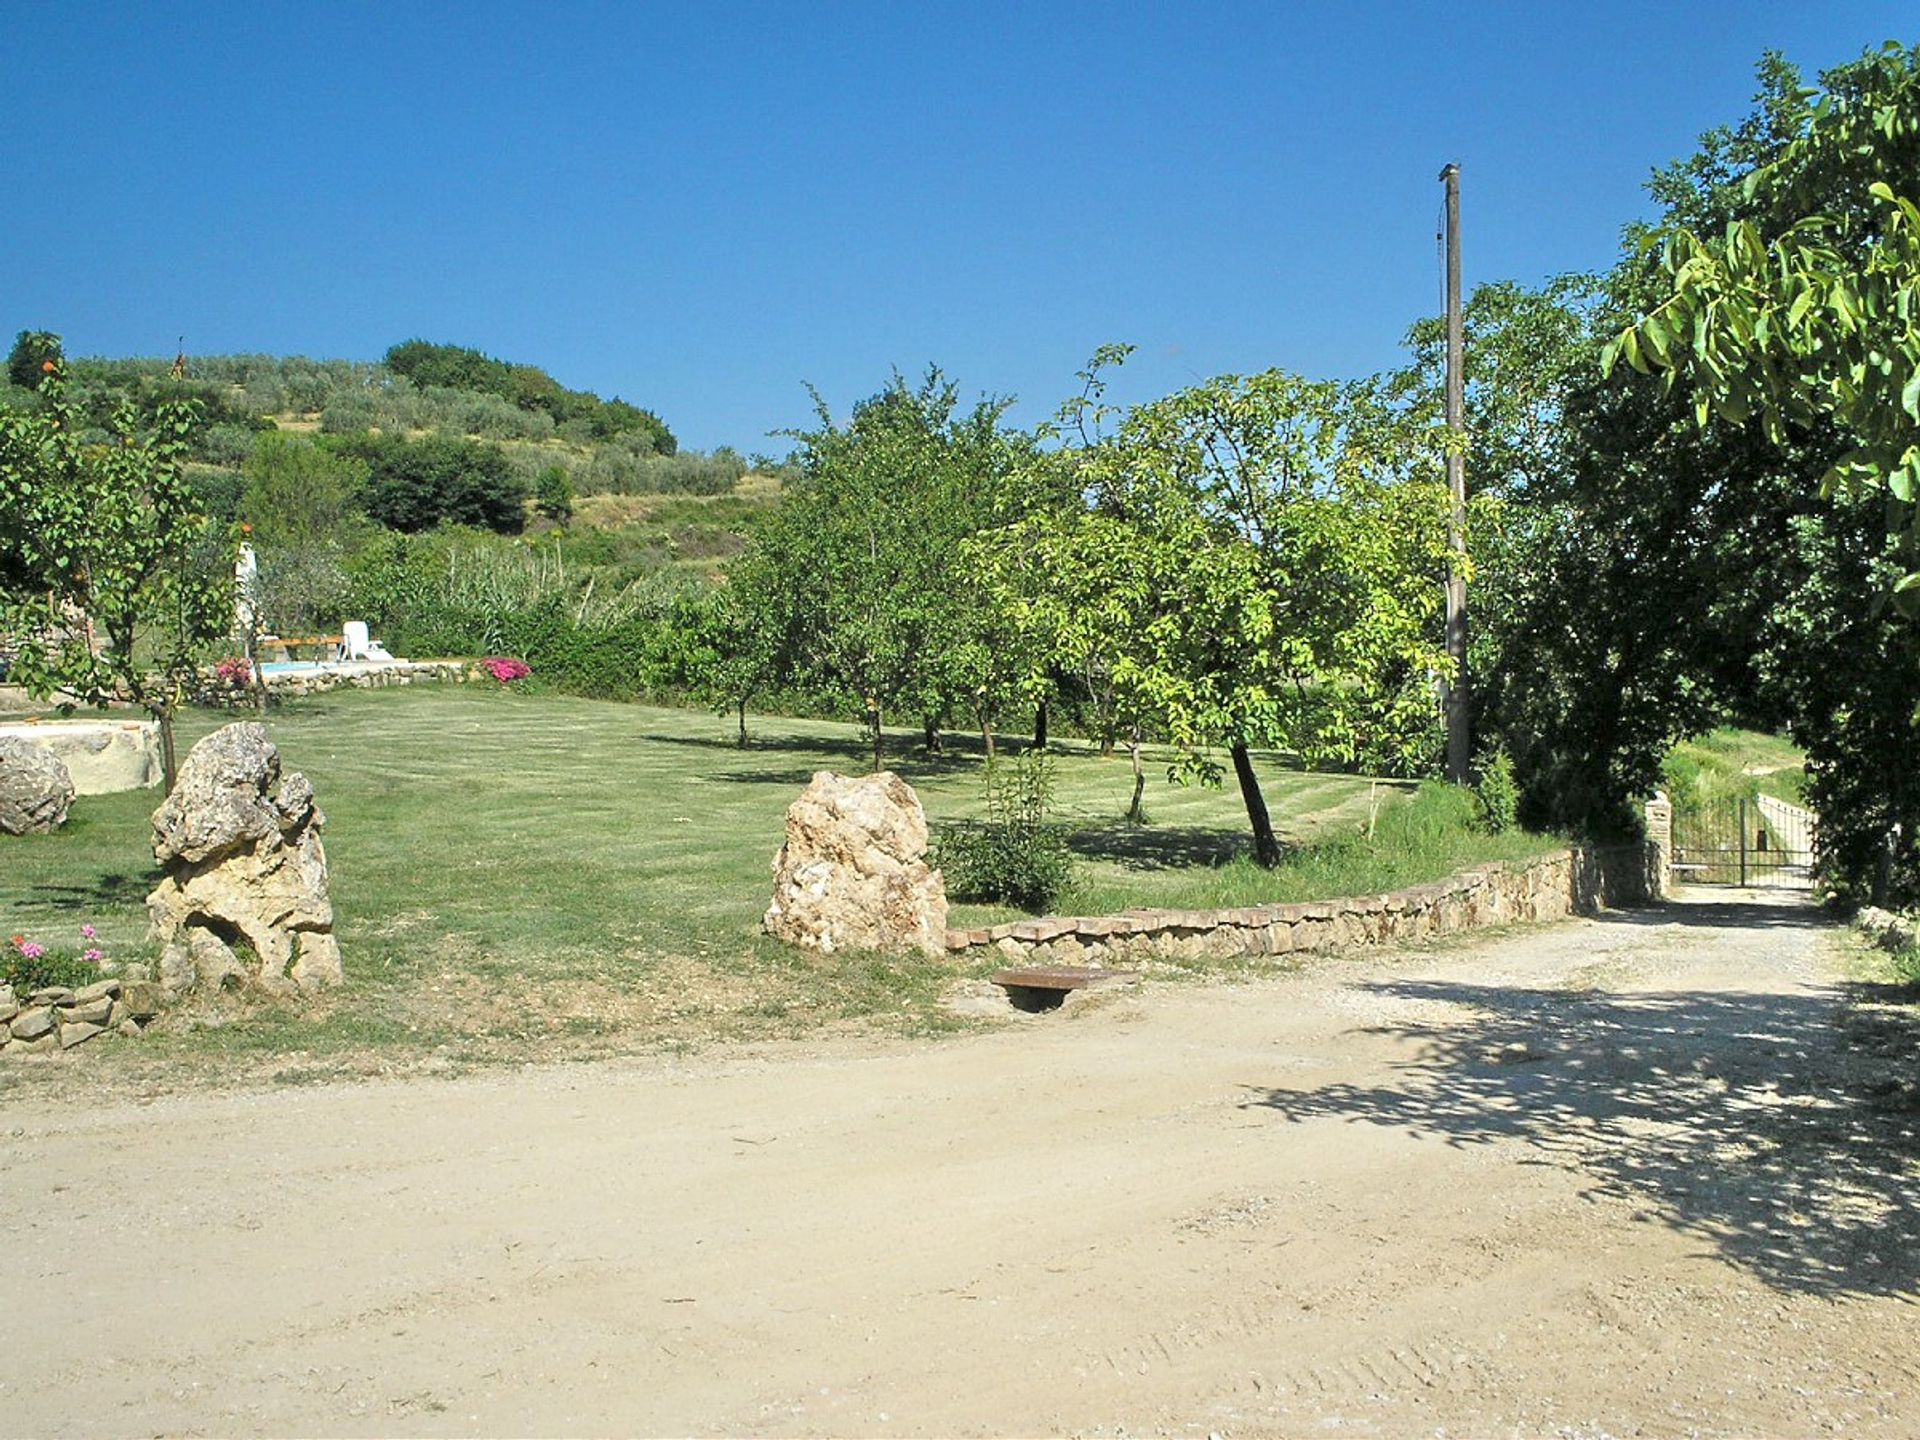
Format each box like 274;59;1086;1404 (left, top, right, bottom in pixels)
339;621;395;663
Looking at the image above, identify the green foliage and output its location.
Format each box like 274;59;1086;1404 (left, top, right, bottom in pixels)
980;352;1453;866
1611;41;1920;608
1473;745;1520;834
935;749;1075;911
328;432;527;534
741;369;1031;763
0;354;235;785
534;464;575;523
383;339;676;453
1;944;100;995
7;330;62;390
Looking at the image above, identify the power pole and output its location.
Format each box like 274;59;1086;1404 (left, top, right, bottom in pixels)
1440;161;1470;786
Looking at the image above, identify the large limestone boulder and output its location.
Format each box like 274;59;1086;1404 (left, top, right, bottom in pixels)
0;737;76;834
0;720;162;793
764;771;948;956
146;723;343;994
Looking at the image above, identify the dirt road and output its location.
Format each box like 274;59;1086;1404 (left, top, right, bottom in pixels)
5;890;1918;1437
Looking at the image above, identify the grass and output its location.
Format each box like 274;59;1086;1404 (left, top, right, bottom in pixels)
1667;726;1809;808
0;687;1562;1086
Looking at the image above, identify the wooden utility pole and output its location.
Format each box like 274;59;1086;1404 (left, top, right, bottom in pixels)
1440;161;1470;786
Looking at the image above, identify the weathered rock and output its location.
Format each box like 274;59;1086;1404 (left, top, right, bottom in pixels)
0;736;76;834
0;984;16;1023
10;1007;54;1041
116;1019;142;1039
59;996;113;1026
5;1033;56;1056
146;723;343;993
58;1019;105;1048
763;771;948;956
118;980;164;1020
29;986;75;1005
74;979;120;1003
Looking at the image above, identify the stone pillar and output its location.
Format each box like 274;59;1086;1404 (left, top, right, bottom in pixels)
1644;792;1673;899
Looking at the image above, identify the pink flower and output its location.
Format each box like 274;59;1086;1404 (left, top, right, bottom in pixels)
483;656;531;683
19;942;44;960
84;948;104;963
81;925;97;940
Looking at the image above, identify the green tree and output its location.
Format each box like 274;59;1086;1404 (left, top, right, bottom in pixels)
991;356;1453;867
329;432;527;534
745;370;1025;769
534;464;575;524
7;331;62;391
1610;41;1920;605
0;358;235;789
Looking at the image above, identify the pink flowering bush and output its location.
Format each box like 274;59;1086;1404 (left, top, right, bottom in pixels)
5;926;111;991
214;656;253;686
483;656;532;684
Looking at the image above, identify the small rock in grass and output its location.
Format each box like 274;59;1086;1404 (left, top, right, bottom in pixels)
116;1019;143;1039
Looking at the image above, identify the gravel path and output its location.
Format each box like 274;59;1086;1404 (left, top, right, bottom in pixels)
4;888;1916;1436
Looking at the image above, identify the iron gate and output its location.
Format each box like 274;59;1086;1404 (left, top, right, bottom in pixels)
1671;794;1815;887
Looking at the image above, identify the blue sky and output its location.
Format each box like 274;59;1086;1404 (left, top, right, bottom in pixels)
11;2;1912;452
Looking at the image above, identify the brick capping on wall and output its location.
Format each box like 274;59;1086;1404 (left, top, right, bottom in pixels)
942;842;1660;967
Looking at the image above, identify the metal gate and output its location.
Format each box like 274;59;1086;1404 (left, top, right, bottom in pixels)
1671;794;1815;887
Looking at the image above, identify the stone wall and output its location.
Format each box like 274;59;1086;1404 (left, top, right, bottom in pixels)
197;660;478;706
1;974;166;1057
944;844;1653;966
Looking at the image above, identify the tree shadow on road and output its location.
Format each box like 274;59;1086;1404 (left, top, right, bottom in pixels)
1245;974;1920;1300
1592;896;1832;931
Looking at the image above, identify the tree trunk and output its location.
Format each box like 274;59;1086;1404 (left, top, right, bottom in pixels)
736;697;748;748
1230;741;1282;868
1032;700;1049;750
977;711;996;764
156;702;180;795
1126;728;1146;824
923;717;942;756
871;702;884;773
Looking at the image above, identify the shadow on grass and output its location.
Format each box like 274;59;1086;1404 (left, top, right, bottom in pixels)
647;730;995;784
28;870;161;909
1245;966;1920;1299
1067;823;1251;871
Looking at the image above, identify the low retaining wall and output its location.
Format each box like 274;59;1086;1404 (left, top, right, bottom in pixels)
197;660;479;706
265;659;475;699
944;844;1654;966
2;975;165;1058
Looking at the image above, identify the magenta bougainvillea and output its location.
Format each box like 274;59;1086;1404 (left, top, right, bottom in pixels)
214;656;253;686
483;657;531;683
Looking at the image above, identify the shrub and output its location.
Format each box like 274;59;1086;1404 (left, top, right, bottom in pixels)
936;749;1075;911
535;464;575;523
4;929;106;993
1474;745;1520;834
330;432;527;534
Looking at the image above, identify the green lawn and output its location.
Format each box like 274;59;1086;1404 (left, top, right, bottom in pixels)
0;687;1560;1084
